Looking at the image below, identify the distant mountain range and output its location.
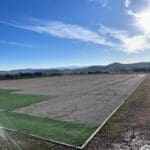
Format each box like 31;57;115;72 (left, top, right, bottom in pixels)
1;62;150;75
74;62;150;73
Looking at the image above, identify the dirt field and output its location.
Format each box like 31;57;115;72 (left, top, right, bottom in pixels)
84;74;150;150
0;74;149;150
0;74;145;125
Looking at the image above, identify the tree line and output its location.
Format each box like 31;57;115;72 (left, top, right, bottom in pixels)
0;68;149;80
0;72;63;80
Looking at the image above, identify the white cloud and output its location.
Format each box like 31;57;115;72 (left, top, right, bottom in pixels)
122;0;150;53
99;25;127;36
127;9;137;17
122;35;150;53
0;40;33;47
89;0;109;7
99;25;150;53
127;9;150;34
125;0;132;8
1;17;149;53
0;18;113;47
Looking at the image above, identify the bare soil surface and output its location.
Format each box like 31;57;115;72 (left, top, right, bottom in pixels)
0;74;145;125
0;74;149;150
84;74;150;150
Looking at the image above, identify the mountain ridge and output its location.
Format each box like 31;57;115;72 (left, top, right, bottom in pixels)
1;62;150;75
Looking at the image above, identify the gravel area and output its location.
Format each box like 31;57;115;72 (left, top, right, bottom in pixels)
0;74;146;125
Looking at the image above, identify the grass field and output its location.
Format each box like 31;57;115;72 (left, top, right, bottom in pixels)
0;89;96;146
0;111;96;146
0;89;51;110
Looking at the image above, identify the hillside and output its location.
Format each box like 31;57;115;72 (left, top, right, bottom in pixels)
0;62;150;76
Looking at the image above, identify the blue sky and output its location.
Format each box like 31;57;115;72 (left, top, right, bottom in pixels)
0;0;150;70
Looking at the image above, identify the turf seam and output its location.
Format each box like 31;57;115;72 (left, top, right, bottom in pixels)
0;90;89;147
7;98;55;111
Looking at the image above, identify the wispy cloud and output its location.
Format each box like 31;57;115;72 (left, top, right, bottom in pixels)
89;0;109;8
0;18;113;47
0;40;33;47
99;25;150;53
1;17;149;53
127;9;138;17
127;7;150;34
123;0;150;52
125;0;132;8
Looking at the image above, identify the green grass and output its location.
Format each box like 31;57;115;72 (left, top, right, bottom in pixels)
0;89;52;110
0;111;96;146
0;89;97;146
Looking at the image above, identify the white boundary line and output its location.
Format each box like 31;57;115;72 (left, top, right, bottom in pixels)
0;74;146;150
81;74;146;149
81;99;126;149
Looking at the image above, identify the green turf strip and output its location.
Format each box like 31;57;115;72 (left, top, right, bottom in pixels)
0;89;52;110
0;89;96;146
0;112;96;146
